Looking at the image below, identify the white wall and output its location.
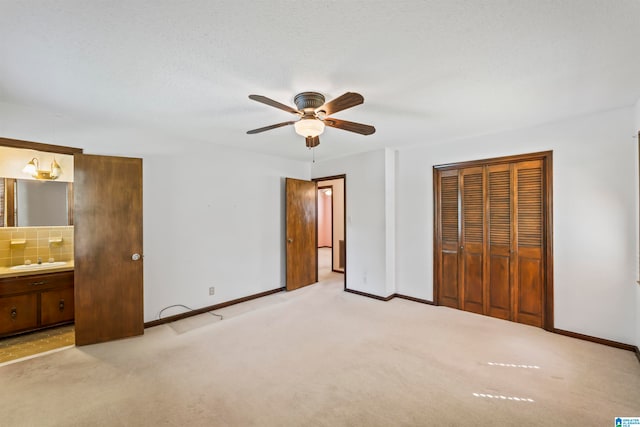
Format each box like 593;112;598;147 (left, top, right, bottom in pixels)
312;149;391;297
396;106;637;344
142;143;309;321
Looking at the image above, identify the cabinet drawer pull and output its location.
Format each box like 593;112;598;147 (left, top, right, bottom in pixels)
59;299;65;312
31;281;47;286
10;307;17;319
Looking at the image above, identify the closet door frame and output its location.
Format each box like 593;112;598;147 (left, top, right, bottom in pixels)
433;151;554;331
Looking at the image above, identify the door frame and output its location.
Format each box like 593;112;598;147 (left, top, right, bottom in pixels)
433;151;553;330
313;174;347;290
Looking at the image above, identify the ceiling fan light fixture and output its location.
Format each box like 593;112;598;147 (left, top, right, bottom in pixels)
294;118;325;138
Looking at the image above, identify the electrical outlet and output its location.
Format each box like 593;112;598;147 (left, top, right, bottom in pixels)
209;286;215;296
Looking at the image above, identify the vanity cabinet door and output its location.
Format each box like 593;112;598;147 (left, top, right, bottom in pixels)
41;287;74;326
0;294;38;335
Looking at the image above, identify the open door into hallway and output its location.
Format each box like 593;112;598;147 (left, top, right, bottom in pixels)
285;178;317;291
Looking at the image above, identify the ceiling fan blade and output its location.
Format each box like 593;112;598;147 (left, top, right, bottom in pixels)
305;136;320;148
248;95;300;115
323;118;376;135
246;121;296;134
318;92;364;116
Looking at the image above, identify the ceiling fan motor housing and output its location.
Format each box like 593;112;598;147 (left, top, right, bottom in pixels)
294;92;325;111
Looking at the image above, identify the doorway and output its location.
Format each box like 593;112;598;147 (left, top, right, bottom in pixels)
314;175;346;289
0;137;144;361
0;140;80;363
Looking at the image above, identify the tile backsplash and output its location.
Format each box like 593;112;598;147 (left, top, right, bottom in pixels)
0;226;73;267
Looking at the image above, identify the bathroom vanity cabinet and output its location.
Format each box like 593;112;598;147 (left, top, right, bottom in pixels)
0;271;74;337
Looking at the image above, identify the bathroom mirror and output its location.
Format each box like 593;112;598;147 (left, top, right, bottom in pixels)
0;178;72;227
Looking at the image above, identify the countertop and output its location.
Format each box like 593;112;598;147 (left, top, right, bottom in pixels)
0;260;74;279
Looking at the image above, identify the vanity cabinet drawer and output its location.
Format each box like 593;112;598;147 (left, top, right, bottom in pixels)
0;271;73;296
41;287;74;326
0;293;38;335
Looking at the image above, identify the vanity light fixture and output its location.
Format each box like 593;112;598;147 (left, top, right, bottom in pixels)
22;157;63;180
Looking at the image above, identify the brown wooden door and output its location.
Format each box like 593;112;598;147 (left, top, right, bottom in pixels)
435;169;460;308
460;167;484;314
74;154;143;346
486;164;513;320
434;152;552;329
513;159;544;327
286;178;317;291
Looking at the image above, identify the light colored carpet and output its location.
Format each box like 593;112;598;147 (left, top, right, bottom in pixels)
1;269;638;426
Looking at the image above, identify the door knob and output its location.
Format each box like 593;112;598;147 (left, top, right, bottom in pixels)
131;253;141;261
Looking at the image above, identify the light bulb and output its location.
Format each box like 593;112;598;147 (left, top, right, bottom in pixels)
22;159;38;176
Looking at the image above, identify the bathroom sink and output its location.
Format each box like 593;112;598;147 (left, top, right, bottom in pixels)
10;261;68;270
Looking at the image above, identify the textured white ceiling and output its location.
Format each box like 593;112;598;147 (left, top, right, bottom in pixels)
1;0;639;161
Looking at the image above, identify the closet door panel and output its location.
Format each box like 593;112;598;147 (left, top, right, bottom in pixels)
517;249;543;327
514;160;544;327
437;170;460;308
441;252;459;307
489;255;511;318
487;165;512;320
462;253;483;313
461;168;484;314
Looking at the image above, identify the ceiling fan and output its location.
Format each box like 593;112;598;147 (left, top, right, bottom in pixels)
246;91;375;148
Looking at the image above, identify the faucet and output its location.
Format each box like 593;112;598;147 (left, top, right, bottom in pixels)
37;257;42;265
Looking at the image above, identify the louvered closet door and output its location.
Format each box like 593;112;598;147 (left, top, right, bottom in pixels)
460;167;484;314
486;164;513;320
434;153;550;329
514;160;544;327
437;169;460;308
